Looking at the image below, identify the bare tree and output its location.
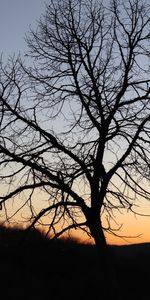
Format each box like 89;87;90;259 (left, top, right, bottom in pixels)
0;0;150;297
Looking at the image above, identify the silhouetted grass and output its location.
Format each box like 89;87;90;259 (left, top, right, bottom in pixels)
0;224;149;300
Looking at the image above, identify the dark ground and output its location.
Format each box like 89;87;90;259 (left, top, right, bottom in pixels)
0;225;150;300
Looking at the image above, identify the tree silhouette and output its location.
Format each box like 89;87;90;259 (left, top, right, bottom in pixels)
0;0;150;298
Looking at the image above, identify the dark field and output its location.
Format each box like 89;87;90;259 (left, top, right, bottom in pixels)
0;225;150;300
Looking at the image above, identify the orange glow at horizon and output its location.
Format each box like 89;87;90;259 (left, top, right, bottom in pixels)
2;190;150;246
2;211;150;246
71;207;150;246
60;210;150;246
106;214;150;246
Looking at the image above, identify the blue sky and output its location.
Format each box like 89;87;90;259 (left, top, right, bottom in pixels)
0;0;49;59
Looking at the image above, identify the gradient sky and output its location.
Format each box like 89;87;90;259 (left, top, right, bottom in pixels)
0;0;49;58
0;0;150;245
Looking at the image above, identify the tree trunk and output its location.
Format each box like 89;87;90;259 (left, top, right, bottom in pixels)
87;210;121;300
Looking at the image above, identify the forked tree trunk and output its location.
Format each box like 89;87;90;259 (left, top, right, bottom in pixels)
87;211;121;300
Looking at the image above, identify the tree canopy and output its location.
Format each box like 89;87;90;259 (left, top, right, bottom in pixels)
0;0;150;243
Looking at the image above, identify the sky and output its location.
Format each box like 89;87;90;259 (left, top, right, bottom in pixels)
0;0;49;58
0;0;150;245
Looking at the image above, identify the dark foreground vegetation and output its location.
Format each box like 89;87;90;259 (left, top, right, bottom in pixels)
0;225;149;300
